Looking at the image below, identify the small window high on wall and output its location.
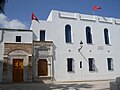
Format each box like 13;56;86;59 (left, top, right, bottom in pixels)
16;36;21;42
104;28;110;44
40;30;45;41
86;26;92;44
65;25;72;43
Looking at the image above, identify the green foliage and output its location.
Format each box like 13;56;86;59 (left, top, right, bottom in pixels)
0;0;5;13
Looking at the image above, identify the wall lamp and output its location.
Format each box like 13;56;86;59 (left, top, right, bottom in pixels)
78;41;83;52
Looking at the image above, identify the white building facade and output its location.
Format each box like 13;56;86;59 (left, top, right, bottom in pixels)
31;10;120;81
0;10;120;82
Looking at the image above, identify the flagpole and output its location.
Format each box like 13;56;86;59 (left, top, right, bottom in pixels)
92;10;95;16
92;10;96;20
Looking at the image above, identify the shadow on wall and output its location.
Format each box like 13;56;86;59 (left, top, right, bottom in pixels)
33;32;37;41
51;43;56;81
79;51;98;72
0;30;4;43
110;77;120;90
0;60;3;82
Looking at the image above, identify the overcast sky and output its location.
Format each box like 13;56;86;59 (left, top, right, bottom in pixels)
0;0;120;29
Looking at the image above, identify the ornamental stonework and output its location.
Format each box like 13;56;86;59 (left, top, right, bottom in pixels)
4;43;32;55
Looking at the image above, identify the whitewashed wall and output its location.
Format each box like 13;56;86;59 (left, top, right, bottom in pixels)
4;30;33;43
0;29;33;82
31;10;120;81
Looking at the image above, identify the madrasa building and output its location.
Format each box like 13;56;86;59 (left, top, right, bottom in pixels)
0;10;120;82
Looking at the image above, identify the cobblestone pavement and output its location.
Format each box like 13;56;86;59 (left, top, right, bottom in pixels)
0;80;111;90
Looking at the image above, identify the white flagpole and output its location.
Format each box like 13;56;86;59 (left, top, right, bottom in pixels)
92;10;96;20
92;10;95;16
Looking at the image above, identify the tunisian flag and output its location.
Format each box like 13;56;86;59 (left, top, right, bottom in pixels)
93;6;102;10
32;12;39;23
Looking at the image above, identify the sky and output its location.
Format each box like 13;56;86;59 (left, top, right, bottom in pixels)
0;0;120;29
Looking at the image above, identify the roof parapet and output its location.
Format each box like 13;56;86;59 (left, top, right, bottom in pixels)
115;19;120;25
47;10;120;25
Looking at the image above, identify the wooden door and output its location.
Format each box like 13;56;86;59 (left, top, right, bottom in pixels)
38;59;48;76
13;59;23;82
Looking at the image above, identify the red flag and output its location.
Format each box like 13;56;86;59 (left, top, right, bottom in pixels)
93;6;102;10
32;12;39;23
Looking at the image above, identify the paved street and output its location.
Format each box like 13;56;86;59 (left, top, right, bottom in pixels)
0;80;112;90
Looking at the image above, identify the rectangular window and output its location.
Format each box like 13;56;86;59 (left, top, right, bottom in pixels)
16;36;21;42
88;58;95;71
107;58;113;70
67;58;73;72
40;31;45;41
80;61;82;68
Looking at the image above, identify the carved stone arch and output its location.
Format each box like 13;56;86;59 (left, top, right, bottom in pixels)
4;43;32;55
8;49;28;55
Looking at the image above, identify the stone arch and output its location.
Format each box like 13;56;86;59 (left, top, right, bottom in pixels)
8;49;28;55
4;43;32;55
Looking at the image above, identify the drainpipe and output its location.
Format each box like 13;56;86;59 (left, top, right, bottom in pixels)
0;29;4;43
78;41;88;62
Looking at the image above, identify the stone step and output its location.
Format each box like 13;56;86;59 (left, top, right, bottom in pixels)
33;76;53;83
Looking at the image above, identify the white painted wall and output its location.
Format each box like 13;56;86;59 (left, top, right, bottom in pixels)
4;30;33;43
0;29;33;82
31;10;120;81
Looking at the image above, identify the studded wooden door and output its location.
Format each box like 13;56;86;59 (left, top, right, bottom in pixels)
38;59;48;76
13;59;23;82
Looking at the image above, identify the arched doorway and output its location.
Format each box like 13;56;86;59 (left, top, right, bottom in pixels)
38;59;48;76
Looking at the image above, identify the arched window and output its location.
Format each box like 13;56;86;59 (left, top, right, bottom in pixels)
65;25;72;43
104;28;110;44
86;26;92;44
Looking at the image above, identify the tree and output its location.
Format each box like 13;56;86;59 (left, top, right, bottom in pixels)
0;0;5;13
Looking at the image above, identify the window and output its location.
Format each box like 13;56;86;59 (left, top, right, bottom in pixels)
67;58;74;72
16;36;21;42
86;26;92;44
40;31;45;41
107;58;113;70
80;61;82;68
104;29;110;44
65;25;72;43
88;58;95;71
